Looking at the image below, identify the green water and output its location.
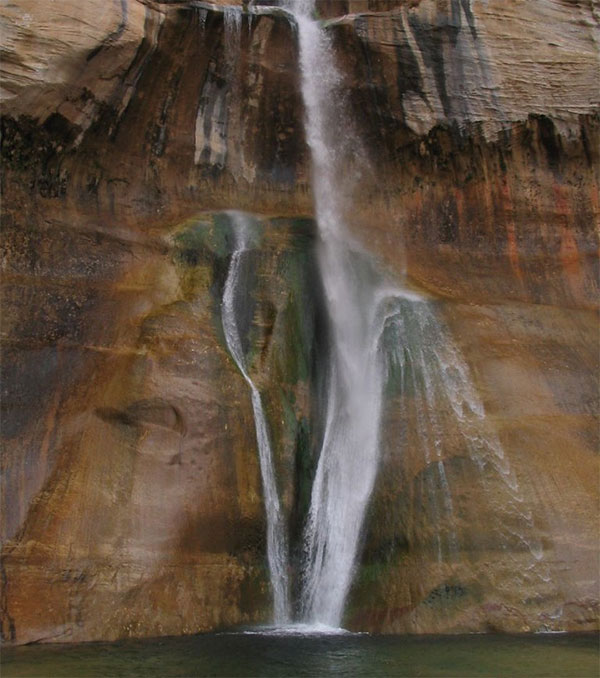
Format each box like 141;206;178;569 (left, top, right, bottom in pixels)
2;631;598;677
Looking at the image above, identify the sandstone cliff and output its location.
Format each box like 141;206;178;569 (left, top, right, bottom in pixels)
1;0;598;643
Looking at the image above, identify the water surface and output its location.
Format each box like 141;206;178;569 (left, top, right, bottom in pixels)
3;631;598;677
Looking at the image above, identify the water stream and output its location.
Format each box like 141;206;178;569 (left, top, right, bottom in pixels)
220;0;547;629
286;0;547;626
221;212;291;623
288;0;410;627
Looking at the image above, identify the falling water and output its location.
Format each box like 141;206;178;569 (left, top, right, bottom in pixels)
285;0;395;627
221;212;291;623
212;0;547;628
285;0;547;627
223;5;242;51
381;298;547;572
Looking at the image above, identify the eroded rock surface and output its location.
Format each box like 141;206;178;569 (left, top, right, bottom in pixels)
1;0;598;642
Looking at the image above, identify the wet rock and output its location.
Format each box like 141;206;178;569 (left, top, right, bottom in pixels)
1;0;598;642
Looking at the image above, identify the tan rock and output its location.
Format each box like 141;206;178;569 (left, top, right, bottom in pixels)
1;0;598;642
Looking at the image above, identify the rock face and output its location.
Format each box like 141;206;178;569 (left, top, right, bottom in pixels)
1;0;598;643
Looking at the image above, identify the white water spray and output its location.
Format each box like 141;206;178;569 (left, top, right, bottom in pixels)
285;0;547;627
382;298;548;570
214;0;547;628
221;212;291;623
285;0;394;627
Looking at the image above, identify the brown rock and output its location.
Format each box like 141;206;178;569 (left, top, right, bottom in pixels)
1;0;598;642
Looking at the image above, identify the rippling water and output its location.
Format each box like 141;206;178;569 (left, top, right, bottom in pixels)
3;631;598;677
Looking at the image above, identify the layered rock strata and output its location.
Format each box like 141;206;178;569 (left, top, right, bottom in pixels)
1;0;598;642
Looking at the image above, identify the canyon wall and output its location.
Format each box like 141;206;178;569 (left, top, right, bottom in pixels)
1;0;598;643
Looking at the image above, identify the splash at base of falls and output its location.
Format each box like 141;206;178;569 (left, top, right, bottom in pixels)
234;623;358;637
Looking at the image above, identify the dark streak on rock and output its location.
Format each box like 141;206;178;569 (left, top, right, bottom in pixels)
151;69;183;157
535;114;562;172
86;0;129;62
451;0;478;42
408;13;454;118
0;558;17;643
108;7;166;141
392;14;424;98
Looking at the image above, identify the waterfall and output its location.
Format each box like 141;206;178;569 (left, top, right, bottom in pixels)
382;298;548;571
216;0;546;629
284;0;547;628
221;212;291;624
285;0;392;627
